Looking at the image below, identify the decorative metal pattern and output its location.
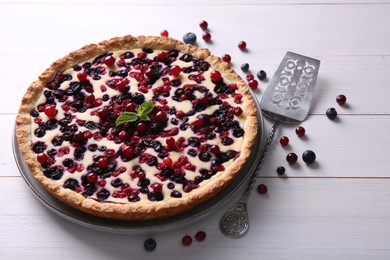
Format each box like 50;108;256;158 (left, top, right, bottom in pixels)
271;58;317;110
219;202;249;239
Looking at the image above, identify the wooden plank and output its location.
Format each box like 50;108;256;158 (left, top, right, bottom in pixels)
1;0;390;5
0;3;390;57
1;177;390;259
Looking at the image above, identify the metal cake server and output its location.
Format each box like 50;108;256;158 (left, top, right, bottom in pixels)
219;52;320;238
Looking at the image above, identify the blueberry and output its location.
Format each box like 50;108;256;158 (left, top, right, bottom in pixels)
241;63;249;72
144;238;157;252
302;150;316;164
326;107;337;120
183;32;197;45
257;70;267;80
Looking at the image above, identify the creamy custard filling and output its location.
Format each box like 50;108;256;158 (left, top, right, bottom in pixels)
30;48;247;204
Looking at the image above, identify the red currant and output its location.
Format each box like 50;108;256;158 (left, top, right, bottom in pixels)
246;74;254;81
295;126;305;137
44;105;56;118
170;65;181;76
77;71;88;81
103;55;115;66
136;122;147;133
160;30;169;37
98;157;109;169
202;32;211;42
195;231;206;241
166;137;175;147
279;136;289;146
199;20;208;30
238;41;247;50
286;153;298;164
151;183;163;193
182;235;192;246
157;51;167;61
87;172;98;183
163;157;173;167
336;94;347;105
222;54;231;63
257;184;268;194
248;79;258;90
85;93;95;103
210;70;222;82
37;153;48;164
155;111;168;123
122;146;134;158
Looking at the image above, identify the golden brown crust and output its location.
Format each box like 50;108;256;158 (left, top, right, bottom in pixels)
15;35;258;221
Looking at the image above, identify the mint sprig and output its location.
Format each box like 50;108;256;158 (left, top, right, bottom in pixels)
115;101;155;127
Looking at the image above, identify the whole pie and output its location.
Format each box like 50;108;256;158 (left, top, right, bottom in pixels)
16;35;257;221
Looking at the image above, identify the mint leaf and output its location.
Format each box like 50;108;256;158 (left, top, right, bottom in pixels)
137;101;155;117
115;112;138;127
139;114;150;121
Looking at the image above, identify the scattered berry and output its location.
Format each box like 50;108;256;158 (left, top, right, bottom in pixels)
195;231;207;241
257;184;268;194
183;32;197;45
222;54;231;63
182;235;193;246
241;63;249;72
155;111;168;123
336;94;347;105
286;153;298;164
199;20;208;30
144;238;157;252
202;32;211;42
166;137;175;147
246;74;254;81
302;150;316;164
279;136;289;146
238;41;247;50
326;107;338;120
160;30;169;37
257;70;267;80
295;126;306;137
276;166;286;175
248;79;258;90
163;157;172;167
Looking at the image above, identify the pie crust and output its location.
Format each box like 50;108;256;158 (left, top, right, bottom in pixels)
15;35;258;221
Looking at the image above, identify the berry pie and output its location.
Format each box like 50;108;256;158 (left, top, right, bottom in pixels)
16;35;257;221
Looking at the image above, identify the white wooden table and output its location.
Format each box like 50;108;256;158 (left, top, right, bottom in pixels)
1;0;390;259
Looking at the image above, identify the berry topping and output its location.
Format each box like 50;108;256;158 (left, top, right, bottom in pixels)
336;94;347;105
221;54;231;63
44;105;56;118
202;32;211;42
103;55;115;66
144;238;157;252
295;126;305;137
155;111;168;123
257;70;267;80
166;137;175;147
77;71;88;81
257;184;268;194
238;41;247;50
195;231;207;241
199;20;208;30
182;235;193;246
210;70;222;82
326;107;338;120
286;153;298;164
170;65;181;76
302;150;316;164
279;136;289;146
183;32;197;45
276;166;286;175
151;183;163;193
